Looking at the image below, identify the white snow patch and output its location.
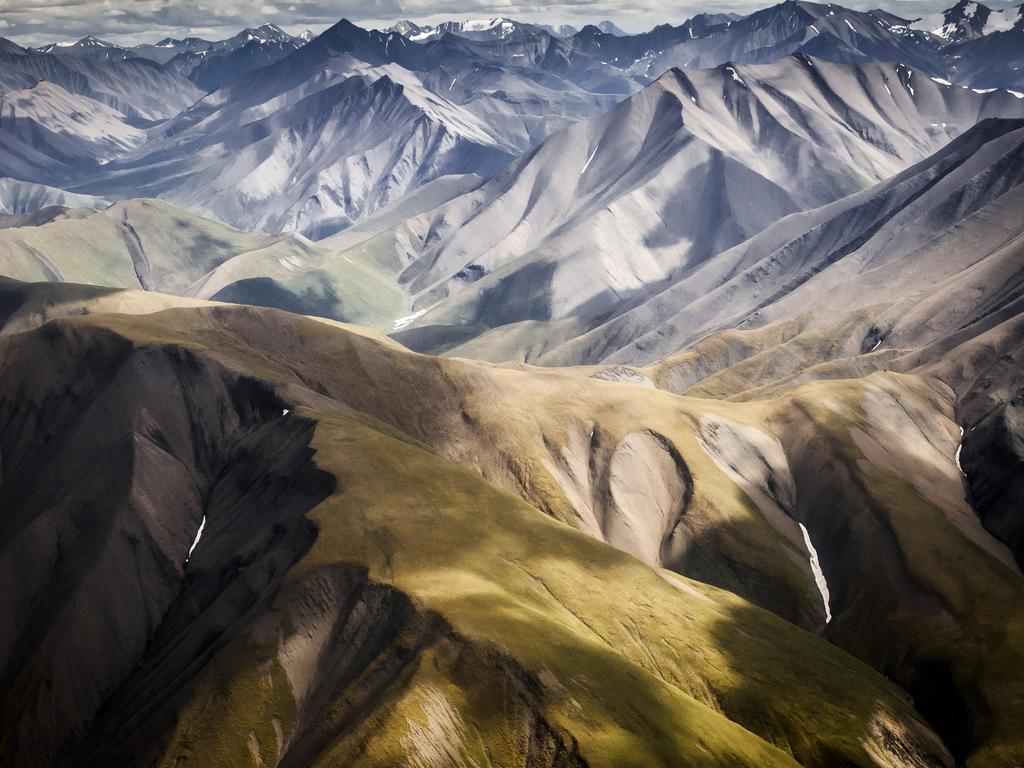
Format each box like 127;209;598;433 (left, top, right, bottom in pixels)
392;308;428;330
987;7;1021;32
580;145;599;175
905;71;915;96
462;17;506;32
955;426;965;475
799;522;832;623
972;87;996;94
844;18;856;31
282;408;290;416
930;76;953;85
725;66;745;85
1009;90;1024;99
185;515;207;564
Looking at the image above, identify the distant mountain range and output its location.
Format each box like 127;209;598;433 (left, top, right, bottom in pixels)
1;0;1022;242
34;24;314;92
387;17;629;41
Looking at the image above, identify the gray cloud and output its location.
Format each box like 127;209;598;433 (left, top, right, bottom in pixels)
0;0;955;46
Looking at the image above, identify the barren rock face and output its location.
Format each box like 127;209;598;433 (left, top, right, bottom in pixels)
0;321;334;768
962;389;1024;568
542;426;691;565
606;431;691;564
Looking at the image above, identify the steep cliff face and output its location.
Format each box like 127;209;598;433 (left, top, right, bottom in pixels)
0;319;334;767
962;390;1024;568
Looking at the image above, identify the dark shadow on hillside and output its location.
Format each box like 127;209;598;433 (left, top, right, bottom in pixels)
0;278;125;331
0;321;335;767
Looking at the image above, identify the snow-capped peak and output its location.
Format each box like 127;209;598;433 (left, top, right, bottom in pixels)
461;17;512;31
396;16;535;42
38;35;116;53
231;23;293;46
76;36;112;47
597;20;628;36
922;0;1022;41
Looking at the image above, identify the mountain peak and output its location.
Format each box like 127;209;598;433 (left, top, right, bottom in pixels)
310;18;391;58
229;23;294;46
0;37;30;56
324;17;366;35
597;20;627;35
390;17;542;42
256;23;287;35
152;35;212;48
540;23;580;37
933;0;993;40
36;35;121;54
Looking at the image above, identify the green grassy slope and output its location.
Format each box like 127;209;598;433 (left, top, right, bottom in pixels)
0;199;404;328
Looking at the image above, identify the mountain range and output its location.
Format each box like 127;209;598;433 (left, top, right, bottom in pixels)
2;1;1024;766
2;0;1023;238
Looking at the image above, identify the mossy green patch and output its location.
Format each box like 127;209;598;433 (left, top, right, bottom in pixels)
155;630;296;768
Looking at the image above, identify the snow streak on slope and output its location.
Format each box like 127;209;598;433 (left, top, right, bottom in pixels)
185;515;207;564
799;522;832;623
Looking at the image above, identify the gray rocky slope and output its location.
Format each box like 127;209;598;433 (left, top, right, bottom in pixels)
3;1;1024;241
344;57;1024;355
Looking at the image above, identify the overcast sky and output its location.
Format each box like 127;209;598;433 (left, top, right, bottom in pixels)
0;0;955;47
